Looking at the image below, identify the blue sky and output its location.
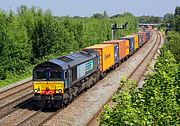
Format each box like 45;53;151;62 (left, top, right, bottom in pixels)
0;0;179;17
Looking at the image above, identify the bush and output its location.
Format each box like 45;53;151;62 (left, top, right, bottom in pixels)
100;47;180;125
166;31;180;62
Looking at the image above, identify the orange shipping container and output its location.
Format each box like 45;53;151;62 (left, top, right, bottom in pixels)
85;44;114;72
103;40;129;60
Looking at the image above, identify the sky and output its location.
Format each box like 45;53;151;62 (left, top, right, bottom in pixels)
0;0;180;17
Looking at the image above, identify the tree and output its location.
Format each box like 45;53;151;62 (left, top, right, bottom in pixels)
174;7;180;32
92;13;104;18
175;6;180;16
139;15;162;23
103;11;108;18
164;13;174;23
174;16;180;32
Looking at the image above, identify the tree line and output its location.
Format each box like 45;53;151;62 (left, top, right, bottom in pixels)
165;6;180;62
0;6;137;80
138;6;180;32
161;6;180;32
139;15;162;24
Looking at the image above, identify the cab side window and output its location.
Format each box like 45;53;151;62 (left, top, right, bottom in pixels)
64;71;69;79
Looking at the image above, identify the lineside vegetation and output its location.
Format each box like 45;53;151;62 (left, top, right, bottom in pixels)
100;47;180;125
0;6;137;87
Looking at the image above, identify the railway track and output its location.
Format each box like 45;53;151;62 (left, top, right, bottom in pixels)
0;80;33;109
0;102;40;125
18;86;92;126
0;80;32;100
0;30;161;126
16;109;57;126
129;31;161;82
0;93;33;119
0;79;90;126
87;31;162;126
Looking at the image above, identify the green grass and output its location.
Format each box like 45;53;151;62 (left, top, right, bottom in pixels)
0;52;69;88
0;66;33;88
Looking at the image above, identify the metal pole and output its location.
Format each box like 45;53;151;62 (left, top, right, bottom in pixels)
112;29;114;40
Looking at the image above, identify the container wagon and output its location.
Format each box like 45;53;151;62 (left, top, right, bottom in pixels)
126;35;139;50
133;34;139;49
103;40;129;61
85;44;115;76
138;34;142;47
138;32;147;44
146;31;150;41
120;36;134;55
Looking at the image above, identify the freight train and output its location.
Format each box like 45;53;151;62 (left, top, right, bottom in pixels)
33;29;152;108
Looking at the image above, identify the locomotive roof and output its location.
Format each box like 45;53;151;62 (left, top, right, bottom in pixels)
34;50;98;70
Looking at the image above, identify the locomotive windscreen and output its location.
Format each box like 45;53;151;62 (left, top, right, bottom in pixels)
49;70;62;80
34;70;47;80
33;68;63;81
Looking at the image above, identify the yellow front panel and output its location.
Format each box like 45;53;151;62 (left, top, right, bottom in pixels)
134;35;139;49
33;81;64;94
125;40;130;55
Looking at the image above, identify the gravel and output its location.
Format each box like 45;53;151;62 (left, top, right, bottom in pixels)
0;103;37;126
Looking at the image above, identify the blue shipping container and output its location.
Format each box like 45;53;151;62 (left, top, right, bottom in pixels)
146;31;150;41
114;44;119;64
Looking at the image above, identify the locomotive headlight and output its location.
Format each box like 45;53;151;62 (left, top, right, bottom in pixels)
34;89;38;93
56;84;64;94
33;85;40;93
58;89;62;93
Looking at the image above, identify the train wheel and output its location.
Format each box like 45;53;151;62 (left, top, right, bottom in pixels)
72;86;78;97
63;93;70;107
63;100;69;107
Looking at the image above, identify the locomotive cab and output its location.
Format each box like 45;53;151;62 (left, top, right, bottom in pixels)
33;61;69;107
